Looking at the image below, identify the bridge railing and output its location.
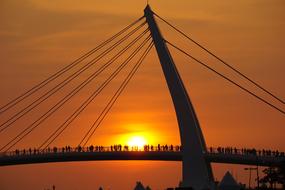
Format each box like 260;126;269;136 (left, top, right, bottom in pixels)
206;147;285;158
0;144;182;157
1;146;284;160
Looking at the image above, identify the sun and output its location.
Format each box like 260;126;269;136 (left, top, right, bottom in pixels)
127;136;147;149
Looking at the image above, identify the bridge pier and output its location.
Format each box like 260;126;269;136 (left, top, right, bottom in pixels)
144;5;214;189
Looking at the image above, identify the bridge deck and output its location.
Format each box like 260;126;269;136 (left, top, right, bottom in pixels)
0;151;284;167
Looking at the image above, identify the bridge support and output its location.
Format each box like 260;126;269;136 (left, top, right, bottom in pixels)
144;5;214;189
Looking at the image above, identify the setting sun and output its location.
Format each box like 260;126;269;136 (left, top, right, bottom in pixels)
116;123;159;148
127;136;147;149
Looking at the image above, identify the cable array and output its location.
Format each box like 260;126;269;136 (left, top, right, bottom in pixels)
165;40;285;115
0;16;145;115
0;17;151;152
39;36;152;150
0;20;147;133
79;42;154;147
153;12;284;105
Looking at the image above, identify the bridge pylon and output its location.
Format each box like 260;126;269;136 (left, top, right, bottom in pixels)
144;5;214;189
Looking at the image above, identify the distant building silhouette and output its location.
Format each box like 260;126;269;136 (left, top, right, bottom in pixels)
218;171;240;190
134;181;145;190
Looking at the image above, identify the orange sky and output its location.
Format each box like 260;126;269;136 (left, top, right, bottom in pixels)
0;0;285;189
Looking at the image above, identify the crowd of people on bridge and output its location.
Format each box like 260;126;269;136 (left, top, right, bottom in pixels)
7;144;182;156
3;145;284;158
209;146;285;157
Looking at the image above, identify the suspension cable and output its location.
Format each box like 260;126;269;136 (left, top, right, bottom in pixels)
165;40;285;115
81;42;154;147
153;12;285;105
39;36;152;150
0;21;147;133
0;16;145;115
0;31;151;152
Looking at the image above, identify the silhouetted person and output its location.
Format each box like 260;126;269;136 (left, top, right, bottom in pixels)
124;145;129;151
90;145;94;152
165;145;168;151
175;145;180;151
209;147;213;153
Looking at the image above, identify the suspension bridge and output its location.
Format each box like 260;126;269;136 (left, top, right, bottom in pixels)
0;5;284;190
